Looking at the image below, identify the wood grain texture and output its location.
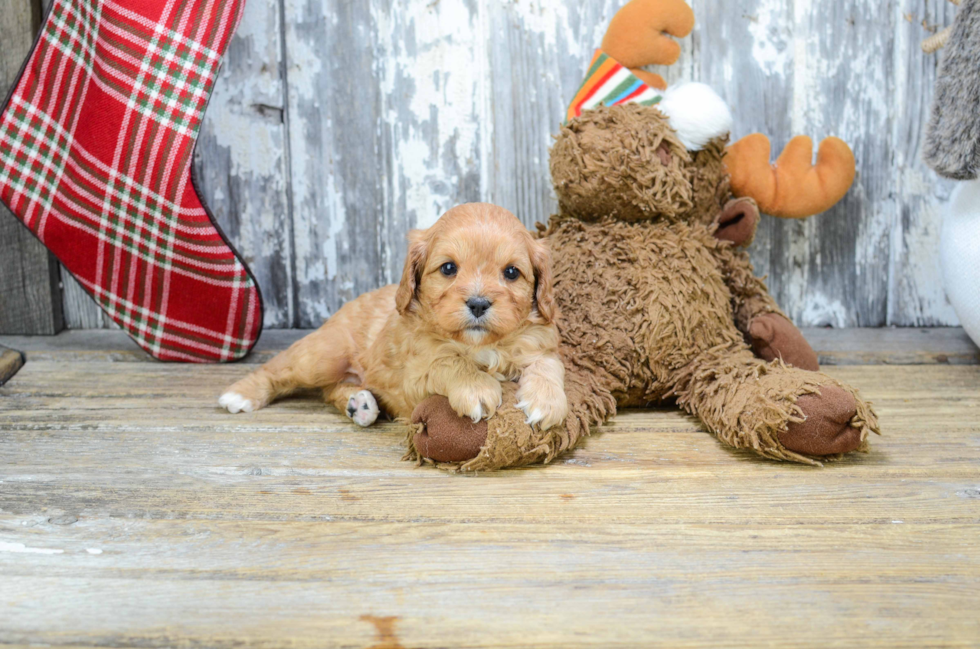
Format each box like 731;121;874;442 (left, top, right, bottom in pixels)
1;359;979;647
0;0;64;335
59;275;110;329
28;0;110;331
195;0;294;328
34;0;966;329
2;326;978;366
252;0;967;328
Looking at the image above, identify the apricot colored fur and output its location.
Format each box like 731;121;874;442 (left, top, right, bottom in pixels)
221;203;566;429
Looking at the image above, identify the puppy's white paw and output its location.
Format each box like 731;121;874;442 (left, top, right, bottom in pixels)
448;374;503;423
516;384;568;430
346;390;379;427
219;391;256;414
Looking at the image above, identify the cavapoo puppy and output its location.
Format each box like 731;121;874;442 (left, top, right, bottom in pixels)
219;203;568;430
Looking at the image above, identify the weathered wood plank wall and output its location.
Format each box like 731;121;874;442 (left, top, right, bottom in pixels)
8;0;961;330
0;0;64;334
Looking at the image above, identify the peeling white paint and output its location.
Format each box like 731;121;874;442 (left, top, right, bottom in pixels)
283;16;323;103
506;1;573;53
0;542;64;555
85;548;104;555
194;0;294;327
801;291;848;328
50;0;954;330
377;0;488;230
749;0;792;75
897;200;959;325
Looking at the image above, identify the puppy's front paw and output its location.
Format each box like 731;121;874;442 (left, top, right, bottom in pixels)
346;390;379;427
447;373;503;423
219;391;257;414
516;380;568;430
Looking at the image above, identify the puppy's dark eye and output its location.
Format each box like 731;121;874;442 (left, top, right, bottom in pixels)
503;266;521;281
440;262;457;277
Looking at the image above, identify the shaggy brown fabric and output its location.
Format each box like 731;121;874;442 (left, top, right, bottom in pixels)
411;103;879;471
550;105;694;222
406;369;615;471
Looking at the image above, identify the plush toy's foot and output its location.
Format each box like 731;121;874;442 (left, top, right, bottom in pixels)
779;385;863;456
674;343;878;465
411;396;487;462
748;313;820;371
408;372;613;471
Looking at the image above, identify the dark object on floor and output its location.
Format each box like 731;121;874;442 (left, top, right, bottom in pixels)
0;344;25;386
924;0;980;179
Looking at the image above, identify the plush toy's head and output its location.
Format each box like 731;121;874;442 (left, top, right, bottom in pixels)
553;0;857;224
551;102;731;226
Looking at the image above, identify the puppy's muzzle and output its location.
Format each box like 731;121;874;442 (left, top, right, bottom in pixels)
466;296;492;319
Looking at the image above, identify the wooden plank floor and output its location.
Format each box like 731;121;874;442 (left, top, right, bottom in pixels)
1;331;978;648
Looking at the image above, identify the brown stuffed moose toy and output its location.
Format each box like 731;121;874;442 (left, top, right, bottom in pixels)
406;0;879;471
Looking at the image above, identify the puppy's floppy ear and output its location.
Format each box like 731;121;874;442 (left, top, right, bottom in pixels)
529;237;557;323
396;229;428;315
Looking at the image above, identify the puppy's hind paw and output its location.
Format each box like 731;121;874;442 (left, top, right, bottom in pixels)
219;391;256;414
346;390;380;427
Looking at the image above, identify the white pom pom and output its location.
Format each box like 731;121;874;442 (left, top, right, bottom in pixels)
656;82;733;151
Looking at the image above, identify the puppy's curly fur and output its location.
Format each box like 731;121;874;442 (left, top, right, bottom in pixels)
219;203;567;430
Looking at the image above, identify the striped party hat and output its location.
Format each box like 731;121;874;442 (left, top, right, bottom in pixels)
565;50;663;123
565;49;734;152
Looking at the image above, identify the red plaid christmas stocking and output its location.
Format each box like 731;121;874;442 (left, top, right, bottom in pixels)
0;0;262;362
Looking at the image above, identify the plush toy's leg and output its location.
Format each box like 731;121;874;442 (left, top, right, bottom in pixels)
408;365;615;471
716;245;820;371
673;343;878;463
746;314;819;371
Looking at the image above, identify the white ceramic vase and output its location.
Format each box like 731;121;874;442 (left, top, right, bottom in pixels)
940;179;980;347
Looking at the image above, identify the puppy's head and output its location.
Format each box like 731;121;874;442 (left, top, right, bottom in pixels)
395;203;555;344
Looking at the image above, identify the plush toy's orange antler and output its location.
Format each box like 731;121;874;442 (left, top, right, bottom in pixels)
724;134;856;219
601;0;695;90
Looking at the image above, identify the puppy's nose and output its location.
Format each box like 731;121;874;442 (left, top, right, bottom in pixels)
466;296;492;319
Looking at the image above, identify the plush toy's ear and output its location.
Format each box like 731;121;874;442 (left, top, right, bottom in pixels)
529;238;557;324
395;229;428;315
